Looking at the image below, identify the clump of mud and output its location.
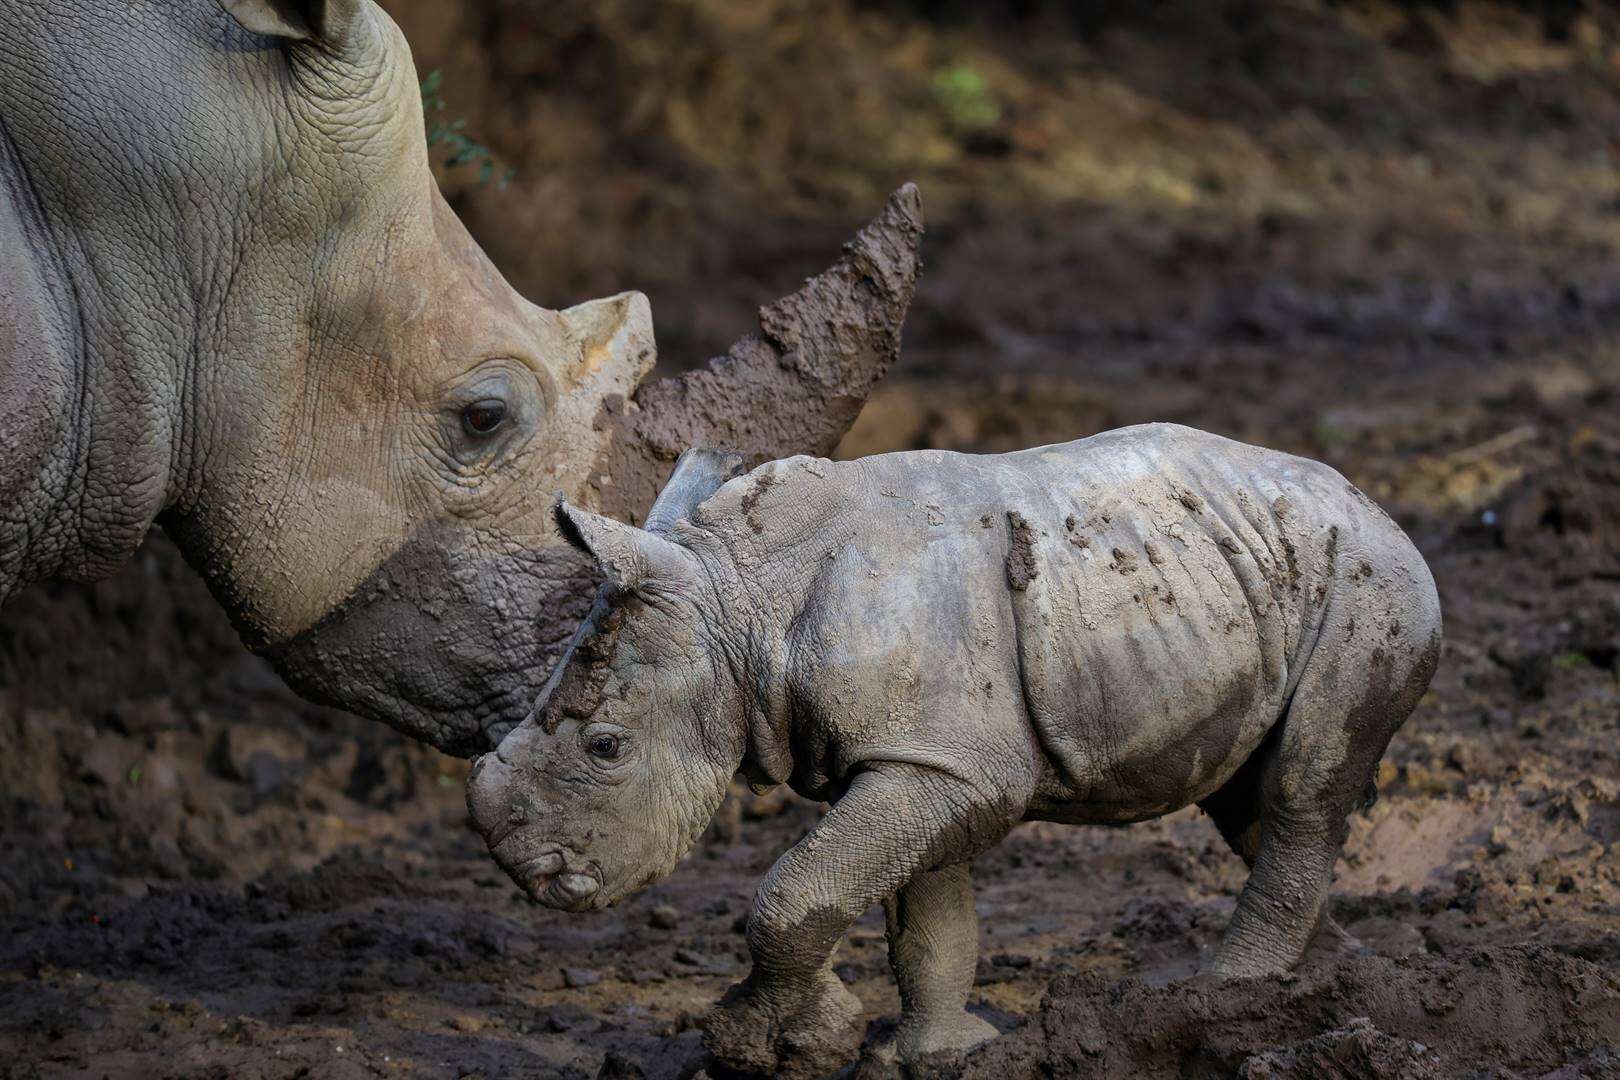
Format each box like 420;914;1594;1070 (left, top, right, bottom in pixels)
1497;436;1620;582
951;946;1620;1079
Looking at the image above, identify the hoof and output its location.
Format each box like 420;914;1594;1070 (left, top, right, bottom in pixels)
869;1010;1000;1070
703;971;864;1079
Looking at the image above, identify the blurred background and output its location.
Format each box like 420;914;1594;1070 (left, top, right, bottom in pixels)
5;2;1620;1076
399;0;1620;451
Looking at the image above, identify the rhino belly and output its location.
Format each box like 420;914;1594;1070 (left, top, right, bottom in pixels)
1016;603;1284;825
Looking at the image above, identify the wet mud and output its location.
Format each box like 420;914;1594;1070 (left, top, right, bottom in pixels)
6;2;1620;1077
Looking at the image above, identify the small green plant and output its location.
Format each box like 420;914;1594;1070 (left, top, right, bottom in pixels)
421;70;513;189
1313;420;1351;448
1552;651;1595;670
931;64;1001;132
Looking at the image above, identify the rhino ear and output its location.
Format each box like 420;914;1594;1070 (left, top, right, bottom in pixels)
557;291;657;396
643;448;746;535
217;0;365;45
554;500;699;594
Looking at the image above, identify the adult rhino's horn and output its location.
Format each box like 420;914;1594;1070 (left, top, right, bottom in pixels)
598;183;924;522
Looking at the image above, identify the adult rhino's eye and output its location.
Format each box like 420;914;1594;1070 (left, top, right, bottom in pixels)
587;733;621;760
461;399;507;437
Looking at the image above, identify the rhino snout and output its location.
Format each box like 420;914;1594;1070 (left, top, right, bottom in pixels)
466;752;518;846
467;755;606;911
515;850;565;897
551;871;601;909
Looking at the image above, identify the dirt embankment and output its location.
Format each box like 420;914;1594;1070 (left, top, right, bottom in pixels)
6;2;1620;1077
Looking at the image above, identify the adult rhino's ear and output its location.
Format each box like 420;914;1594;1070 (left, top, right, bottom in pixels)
554;499;699;595
216;0;366;45
557;291;657;399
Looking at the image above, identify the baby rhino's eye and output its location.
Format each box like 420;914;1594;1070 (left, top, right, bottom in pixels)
588;733;621;760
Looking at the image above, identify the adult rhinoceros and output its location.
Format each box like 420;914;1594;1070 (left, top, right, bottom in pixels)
0;0;920;755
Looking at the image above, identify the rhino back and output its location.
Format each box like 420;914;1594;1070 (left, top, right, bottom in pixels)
755;425;1414;816
988;425;1368;820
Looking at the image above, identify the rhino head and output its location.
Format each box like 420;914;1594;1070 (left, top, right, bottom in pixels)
0;0;919;755
163;0;674;754
466;450;758;909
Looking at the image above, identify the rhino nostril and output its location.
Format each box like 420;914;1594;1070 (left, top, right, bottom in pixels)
555;872;599;901
526;851;564;888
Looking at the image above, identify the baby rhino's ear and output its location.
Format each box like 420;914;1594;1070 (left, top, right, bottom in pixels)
554;500;700;594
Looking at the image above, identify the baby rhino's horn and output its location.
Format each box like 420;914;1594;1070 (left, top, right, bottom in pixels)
644;448;745;535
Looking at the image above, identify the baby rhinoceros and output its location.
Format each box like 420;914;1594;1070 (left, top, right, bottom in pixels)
468;424;1442;1078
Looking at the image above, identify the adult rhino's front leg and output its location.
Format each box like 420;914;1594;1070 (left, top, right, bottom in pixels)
702;765;1009;1078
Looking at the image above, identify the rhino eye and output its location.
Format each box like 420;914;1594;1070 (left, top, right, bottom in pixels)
461;399;507;437
587;733;621;760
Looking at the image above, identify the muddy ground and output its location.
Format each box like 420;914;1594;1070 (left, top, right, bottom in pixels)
4;2;1620;1077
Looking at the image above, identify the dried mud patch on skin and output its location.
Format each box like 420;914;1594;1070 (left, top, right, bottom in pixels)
947;946;1620;1080
739;471;776;534
1004;511;1039;591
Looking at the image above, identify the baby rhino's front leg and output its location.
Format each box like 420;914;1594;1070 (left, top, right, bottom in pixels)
702;766;1007;1078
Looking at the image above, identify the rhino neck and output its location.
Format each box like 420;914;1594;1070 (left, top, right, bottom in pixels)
701;458;866;792
0;4;242;594
0;111;193;597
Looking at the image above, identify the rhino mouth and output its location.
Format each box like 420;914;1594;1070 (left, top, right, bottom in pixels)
502;842;606;912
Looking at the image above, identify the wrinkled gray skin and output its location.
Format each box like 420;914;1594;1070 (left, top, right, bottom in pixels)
0;0;919;754
469;424;1444;1077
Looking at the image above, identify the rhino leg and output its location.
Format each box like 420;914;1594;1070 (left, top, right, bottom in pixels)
1211;596;1442;979
1200;743;1362;964
879;863;999;1064
703;765;1007;1078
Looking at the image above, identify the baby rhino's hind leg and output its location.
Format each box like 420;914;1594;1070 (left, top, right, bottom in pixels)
881;863;999;1063
1199;734;1358;960
1211;613;1439;978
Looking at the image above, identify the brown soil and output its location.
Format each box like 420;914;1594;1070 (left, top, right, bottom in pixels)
6;2;1620;1077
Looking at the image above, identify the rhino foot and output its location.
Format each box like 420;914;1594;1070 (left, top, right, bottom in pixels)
881;1010;1000;1065
703;969;864;1079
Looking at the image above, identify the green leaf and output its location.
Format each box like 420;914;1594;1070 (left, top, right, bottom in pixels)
419;71;511;188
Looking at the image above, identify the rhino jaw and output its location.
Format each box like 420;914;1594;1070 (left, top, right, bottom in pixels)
261;523;598;757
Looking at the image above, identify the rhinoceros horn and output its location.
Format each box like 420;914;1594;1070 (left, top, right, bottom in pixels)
596;183;924;525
